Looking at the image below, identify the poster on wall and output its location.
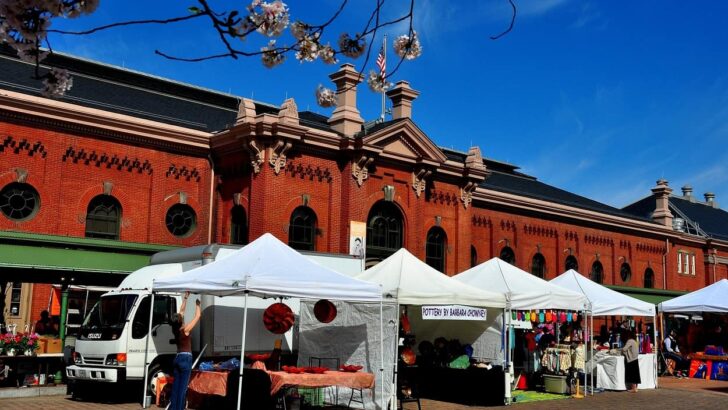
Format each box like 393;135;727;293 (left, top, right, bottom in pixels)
349;221;366;258
422;305;488;321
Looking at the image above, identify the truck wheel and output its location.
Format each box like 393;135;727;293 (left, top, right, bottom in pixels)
146;362;171;404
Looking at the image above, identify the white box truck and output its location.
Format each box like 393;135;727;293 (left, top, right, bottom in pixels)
65;244;363;396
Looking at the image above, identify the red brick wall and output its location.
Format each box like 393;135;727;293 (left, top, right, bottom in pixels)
0;121;211;245
1;119;212;322
211;148;711;291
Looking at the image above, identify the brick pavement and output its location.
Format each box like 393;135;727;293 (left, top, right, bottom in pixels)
1;377;727;409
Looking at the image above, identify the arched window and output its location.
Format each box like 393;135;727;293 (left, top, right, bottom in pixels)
288;206;317;251
230;205;248;245
165;204;197;237
0;182;40;221
471;245;478;268
590;261;604;284
500;246;515;265
425;227;447;272
85;195;121;240
644;268;655;289
531;253;546;278
565;255;579;271
366;201;403;263
620;262;632;283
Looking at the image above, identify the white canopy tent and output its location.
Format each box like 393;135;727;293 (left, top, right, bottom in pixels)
150;233;384;410
454;258;590;400
550;269;655;317
348;249;507;407
551;269;658;390
659;279;728;313
355;248;507;308
454;258;589;311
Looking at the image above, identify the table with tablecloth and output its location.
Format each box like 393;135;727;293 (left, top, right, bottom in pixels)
590;352;656;390
266;370;375;395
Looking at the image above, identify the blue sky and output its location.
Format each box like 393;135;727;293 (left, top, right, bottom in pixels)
47;0;728;209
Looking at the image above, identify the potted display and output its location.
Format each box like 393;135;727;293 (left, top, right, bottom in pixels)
21;333;40;356
1;333;20;356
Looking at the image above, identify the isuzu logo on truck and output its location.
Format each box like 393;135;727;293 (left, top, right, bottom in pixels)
87;333;102;339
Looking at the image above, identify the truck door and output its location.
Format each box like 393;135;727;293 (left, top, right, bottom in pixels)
127;295;177;378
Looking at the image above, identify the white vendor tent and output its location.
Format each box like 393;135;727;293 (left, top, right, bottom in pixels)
153;233;381;300
355;248;507;308
151;233;385;410
552;269;658;390
454;258;590;399
347;249;507;407
454;258;588;311
658;279;728;313
550;269;655;316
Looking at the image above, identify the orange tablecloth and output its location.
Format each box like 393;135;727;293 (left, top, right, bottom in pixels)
267;370;375;395
188;370;229;397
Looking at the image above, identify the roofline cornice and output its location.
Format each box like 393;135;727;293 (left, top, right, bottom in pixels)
473;187;692;239
0;88;212;150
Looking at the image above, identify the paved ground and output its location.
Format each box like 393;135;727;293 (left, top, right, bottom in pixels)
1;377;727;409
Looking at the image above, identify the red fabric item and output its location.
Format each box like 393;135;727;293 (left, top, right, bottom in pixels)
267;370;375;395
263;303;295;334
525;332;537;352
313;299;337;323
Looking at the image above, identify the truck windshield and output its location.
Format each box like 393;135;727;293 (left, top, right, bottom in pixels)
80;294;138;340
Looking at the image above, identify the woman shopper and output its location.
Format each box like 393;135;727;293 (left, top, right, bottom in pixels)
169;291;201;410
621;329;641;392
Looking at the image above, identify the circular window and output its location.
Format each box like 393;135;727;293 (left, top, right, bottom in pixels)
620;262;632;283
165;204;196;237
0;183;40;221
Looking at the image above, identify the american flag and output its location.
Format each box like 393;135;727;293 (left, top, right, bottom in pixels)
376;46;386;79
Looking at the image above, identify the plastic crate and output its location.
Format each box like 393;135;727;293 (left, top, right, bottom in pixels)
543;375;568;394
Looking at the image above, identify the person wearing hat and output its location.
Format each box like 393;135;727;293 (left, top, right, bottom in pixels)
663;329;688;377
169;291;201;410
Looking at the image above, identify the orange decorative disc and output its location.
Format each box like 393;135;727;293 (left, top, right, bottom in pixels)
400;347;416;365
263;302;295;334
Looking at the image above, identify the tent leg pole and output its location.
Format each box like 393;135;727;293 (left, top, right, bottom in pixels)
380;298;385;410
236;292;249;410
653;314;658;388
504;308;511;406
590;312;594;396
392;303;400;410
142;290;156;408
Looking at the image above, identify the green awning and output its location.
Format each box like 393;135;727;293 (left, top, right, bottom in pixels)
0;231;176;274
606;284;685;305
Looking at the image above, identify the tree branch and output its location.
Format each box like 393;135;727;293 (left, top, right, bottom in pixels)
47;13;205;35
490;0;517;40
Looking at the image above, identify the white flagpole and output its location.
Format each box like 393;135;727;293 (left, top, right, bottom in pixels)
381;35;387;121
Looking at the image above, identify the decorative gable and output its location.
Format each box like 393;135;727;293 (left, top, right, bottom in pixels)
361;119;448;167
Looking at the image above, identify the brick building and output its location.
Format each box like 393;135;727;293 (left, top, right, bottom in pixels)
1;48;726;330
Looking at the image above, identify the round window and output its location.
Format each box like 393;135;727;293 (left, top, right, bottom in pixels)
0;182;40;221
165;204;196;237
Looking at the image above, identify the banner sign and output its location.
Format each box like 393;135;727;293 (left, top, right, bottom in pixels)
421;305;487;321
349;221;366;258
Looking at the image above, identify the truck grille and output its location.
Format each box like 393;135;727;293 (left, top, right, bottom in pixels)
83;357;106;365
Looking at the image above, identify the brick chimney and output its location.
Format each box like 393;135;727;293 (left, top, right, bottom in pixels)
327;63;364;136
704;192;719;208
651;179;673;227
386;80;419;120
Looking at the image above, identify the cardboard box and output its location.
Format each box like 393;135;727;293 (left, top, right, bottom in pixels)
37;338;48;354
45;338;62;354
